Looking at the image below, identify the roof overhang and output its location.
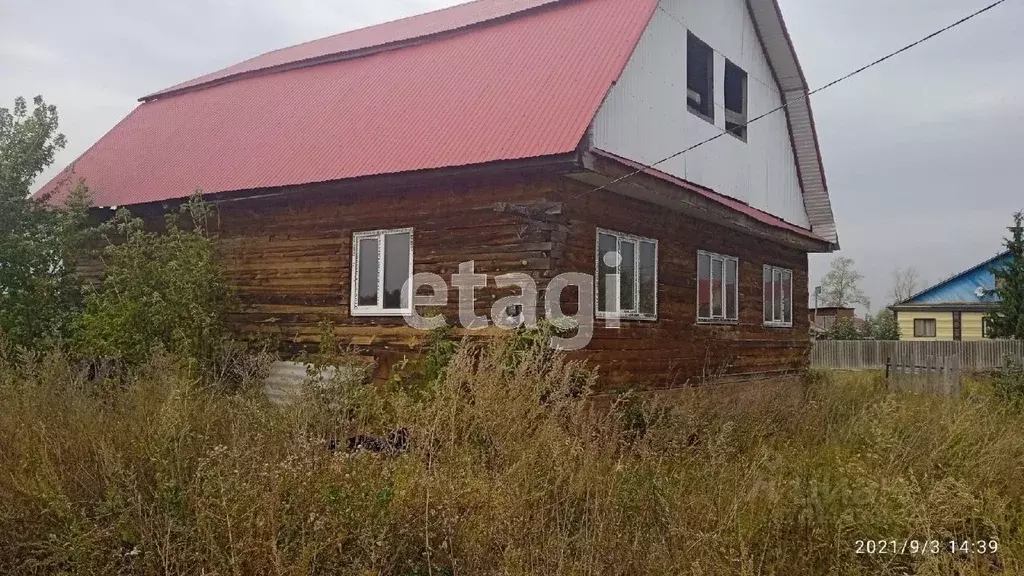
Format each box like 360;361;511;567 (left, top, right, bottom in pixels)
576;150;832;253
890;303;1000;313
84;152;585;214
746;0;837;247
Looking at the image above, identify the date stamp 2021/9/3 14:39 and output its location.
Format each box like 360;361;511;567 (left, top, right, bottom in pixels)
855;539;999;556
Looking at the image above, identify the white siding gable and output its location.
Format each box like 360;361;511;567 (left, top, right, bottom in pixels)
592;0;810;228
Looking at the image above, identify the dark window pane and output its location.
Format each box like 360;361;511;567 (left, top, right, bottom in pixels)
639;241;656;316
781;270;792;324
357;237;379;307
383;232;411;309
698;253;711;319
724;61;745;113
763;266;772;323
725;259;738;320
724;60;748;139
687;34;714;118
597;233;617;313
711;258;724;318
619;240;636;312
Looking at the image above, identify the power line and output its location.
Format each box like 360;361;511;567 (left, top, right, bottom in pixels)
578;0;1009;198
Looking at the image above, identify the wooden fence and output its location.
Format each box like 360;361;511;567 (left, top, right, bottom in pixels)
811;340;1024;371
887;354;961;396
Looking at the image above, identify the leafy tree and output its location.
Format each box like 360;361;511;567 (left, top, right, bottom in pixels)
987;211;1024;339
77;193;236;368
0;96;91;349
820;257;870;309
867;308;900;340
890;267;920;304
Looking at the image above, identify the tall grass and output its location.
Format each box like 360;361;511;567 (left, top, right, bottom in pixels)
0;336;1022;575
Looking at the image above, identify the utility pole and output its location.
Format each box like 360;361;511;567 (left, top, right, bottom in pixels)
813;285;821;328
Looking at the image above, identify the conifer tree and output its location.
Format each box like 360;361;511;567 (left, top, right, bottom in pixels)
987;211;1024;339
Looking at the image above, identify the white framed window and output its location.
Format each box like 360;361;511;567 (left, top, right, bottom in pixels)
351;228;413;316
697;251;739;323
595;229;657;321
762;265;793;327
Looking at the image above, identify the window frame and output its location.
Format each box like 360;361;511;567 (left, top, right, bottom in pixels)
762;264;794;328
697;250;740;324
982;316;994;339
595;228;658;322
350;227;414;317
724;58;748;141
913;318;937;338
686;32;715;124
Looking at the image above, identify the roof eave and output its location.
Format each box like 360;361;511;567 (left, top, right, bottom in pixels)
578;149;832;253
746;0;837;247
891;302;1000;312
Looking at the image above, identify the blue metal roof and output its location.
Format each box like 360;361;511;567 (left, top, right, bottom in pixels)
902;251;1012;305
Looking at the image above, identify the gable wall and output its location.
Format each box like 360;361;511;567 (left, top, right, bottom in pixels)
591;0;809;228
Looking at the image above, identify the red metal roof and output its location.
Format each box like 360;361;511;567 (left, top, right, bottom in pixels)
145;0;564;100
38;0;658;207
591;149;828;244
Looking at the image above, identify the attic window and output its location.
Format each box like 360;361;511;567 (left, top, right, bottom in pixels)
724;60;748;140
687;33;714;122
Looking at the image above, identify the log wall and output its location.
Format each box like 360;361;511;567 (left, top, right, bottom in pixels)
119;169;812;389
551;180;811;389
211;175;558;380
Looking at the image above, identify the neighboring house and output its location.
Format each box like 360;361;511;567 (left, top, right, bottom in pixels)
809;307;856;333
37;0;838;388
891;251;1011;341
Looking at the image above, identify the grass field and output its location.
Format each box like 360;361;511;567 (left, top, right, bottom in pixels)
1;337;1022;575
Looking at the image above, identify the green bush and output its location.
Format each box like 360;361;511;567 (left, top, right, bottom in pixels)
993;358;1024;409
1;96;92;351
76;193;236;371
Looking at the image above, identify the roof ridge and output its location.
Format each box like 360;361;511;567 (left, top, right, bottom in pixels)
142;0;565;102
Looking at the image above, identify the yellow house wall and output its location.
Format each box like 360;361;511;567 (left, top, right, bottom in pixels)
897;311;988;341
961;312;987;341
898;311;953;341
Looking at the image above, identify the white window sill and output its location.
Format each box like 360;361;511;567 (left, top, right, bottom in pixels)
698;319;739;326
597;312;658;323
687;106;715;126
763;322;794;329
351;308;413;317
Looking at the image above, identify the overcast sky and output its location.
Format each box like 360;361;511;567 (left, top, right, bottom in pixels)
2;0;1022;312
